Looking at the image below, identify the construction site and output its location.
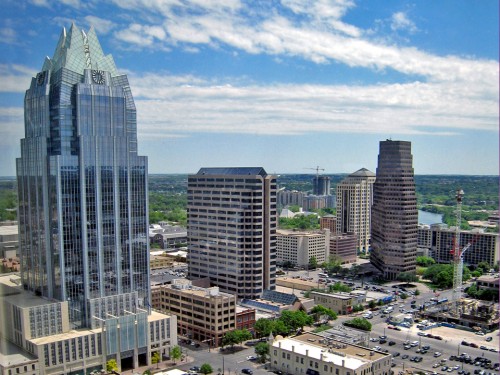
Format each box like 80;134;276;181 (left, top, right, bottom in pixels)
419;189;499;332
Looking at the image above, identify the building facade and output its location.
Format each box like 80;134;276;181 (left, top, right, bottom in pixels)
10;24;175;373
310;291;366;315
302;195;336;210
276;229;330;267
320;215;337;234
313;176;331;196
187;167;277;299
329;233;358;264
417;224;499;267
336;168;376;253
370;140;418;280
152;279;236;347
278;190;306;208
269;333;391;375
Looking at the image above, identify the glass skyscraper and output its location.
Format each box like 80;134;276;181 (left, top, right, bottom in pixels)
16;24;150;328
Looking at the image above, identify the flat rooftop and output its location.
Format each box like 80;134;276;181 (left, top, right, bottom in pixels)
273;333;389;370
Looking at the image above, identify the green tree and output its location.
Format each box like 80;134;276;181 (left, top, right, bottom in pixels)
477;261;491;273
106;359;118;372
254;318;274;338
152;351;161;368
143;370;151;375
278;310;313;333
322;255;343;275
368;300;376;309
328;282;351;293
311;305;338;321
221;329;252;349
397;272;418;286
309;256;318;270
343;318;372;331
254;342;269;363
416;256;436;267
200;364;213;375
400;293;408;300
352;304;364;313
169;345;182;364
471;270;482;278
414;289;420;296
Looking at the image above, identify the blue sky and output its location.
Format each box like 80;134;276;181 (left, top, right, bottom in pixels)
0;0;498;175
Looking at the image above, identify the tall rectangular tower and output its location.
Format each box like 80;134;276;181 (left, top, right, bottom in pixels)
16;24;150;325
12;24;175;373
187;167;277;299
370;140;418;280
336;168;376;253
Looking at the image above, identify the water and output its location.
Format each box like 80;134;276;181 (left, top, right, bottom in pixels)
418;210;443;225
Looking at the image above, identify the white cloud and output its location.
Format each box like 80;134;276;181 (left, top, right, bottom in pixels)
0;64;36;93
123;71;498;141
0;27;17;44
391;11;418;33
84;16;116;35
30;0;50;7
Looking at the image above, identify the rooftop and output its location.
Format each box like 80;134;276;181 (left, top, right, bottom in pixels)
273;333;389;370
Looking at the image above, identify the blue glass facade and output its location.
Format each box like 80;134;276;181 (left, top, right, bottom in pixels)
16;24;150;328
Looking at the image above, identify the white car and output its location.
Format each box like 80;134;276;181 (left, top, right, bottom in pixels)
246;355;257;361
434;352;442;357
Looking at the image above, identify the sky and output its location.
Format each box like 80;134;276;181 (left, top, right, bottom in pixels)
0;0;498;176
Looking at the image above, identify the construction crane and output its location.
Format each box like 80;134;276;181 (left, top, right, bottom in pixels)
451;189;477;315
304;166;325;177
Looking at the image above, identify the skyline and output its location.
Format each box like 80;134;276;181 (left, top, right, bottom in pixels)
1;0;498;176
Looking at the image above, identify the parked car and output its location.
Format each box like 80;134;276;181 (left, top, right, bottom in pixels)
242;369;253;375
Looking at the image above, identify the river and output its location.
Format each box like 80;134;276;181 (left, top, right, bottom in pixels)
418;209;443;225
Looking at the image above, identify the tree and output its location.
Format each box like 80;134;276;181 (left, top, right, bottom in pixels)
322;255;343;275
106;359;118;372
254;342;269;363
368;300;376;309
328;282;351;293
416;256;436;267
254;318;274;338
352;304;364;313
200;364;213;375
311;305;338;321
397;272;418;286
477;261;491;273
282;260;295;270
309;256;318;270
343;318;372;331
152;351;161;368
278;310;313;333
222;329;252;350
169;345;182;364
400;293;408;300
414;289;420;296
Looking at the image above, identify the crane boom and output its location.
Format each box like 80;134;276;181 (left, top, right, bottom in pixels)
304;166;325;178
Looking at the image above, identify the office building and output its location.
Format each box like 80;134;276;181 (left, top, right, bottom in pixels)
310;290;366;315
336;168;376;252
276;229;330;267
277;190;306;208
269;333;391;375
417;224;498;267
0;224;19;259
370;140;418;280
152;279;236;347
329;233;357;264
302;195;336;210
319;215;337;234
312;176;331;196
9;24;176;373
187;167;277;299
